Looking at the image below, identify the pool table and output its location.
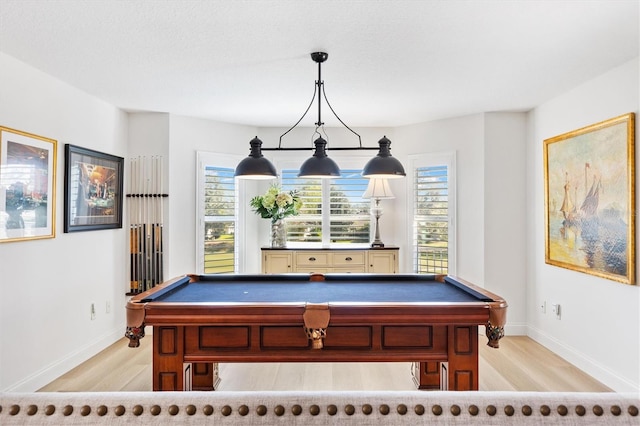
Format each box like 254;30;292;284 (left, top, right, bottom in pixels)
126;273;507;391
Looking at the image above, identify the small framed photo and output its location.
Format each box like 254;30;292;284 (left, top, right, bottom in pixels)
64;144;124;232
0;126;57;242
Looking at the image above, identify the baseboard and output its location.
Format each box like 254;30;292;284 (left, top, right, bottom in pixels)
527;325;639;393
6;328;124;392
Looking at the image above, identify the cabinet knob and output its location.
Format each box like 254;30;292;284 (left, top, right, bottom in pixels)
345;257;352;261
309;257;316;261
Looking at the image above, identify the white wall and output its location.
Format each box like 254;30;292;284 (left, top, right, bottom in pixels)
0;53;129;391
484;112;528;335
167;115;257;276
395;114;486;282
527;58;640;392
395;113;528;336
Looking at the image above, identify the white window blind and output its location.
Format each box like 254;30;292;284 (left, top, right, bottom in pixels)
414;165;449;274
202;166;236;273
329;170;370;244
281;169;370;245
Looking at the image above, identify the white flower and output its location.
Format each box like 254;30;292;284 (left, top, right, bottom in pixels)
276;192;293;208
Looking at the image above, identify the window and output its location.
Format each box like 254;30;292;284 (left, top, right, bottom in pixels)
411;153;456;274
281;169;370;245
197;153;238;274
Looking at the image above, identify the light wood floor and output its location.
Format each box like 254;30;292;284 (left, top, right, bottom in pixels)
39;335;612;392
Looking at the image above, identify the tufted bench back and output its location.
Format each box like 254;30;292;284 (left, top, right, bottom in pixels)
1;391;638;425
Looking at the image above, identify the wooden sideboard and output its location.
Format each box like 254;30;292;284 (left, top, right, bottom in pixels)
261;247;399;274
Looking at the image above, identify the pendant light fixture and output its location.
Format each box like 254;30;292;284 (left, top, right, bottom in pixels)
234;137;278;179
234;52;406;179
362;136;406;178
298;137;340;178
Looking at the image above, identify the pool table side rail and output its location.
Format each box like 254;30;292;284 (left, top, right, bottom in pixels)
126;274;191;338
135;304;494;327
446;274;508;335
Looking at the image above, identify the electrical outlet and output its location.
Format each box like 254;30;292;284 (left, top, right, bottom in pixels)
551;303;561;320
106;301;111;314
91;303;96;320
540;301;546;314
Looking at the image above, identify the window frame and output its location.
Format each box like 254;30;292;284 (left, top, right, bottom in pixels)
196;151;246;274
275;155;373;247
408;151;457;275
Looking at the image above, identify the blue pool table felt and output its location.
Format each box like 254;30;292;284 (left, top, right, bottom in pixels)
145;277;492;304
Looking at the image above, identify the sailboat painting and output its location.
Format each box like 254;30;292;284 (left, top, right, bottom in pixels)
544;113;636;285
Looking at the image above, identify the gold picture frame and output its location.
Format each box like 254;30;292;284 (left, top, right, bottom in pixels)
0;126;57;243
544;113;635;285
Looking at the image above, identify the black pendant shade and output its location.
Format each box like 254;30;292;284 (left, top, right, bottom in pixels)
234;137;277;179
298;137;340;178
362;136;406;178
234;52;406;180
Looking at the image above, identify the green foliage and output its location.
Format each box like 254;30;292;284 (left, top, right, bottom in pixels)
250;185;302;223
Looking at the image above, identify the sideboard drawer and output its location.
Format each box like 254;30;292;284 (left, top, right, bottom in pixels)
295;252;329;266
331;251;366;266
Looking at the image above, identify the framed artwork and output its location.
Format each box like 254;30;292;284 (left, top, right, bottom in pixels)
544;113;636;285
64;144;124;232
0;126;57;243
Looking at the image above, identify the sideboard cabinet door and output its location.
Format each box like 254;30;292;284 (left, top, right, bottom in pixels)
262;251;292;273
368;251;398;273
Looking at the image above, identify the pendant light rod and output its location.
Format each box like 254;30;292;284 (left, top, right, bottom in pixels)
273;52;367;151
315;52;324;127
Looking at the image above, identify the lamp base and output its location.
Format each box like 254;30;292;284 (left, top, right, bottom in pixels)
370;242;385;248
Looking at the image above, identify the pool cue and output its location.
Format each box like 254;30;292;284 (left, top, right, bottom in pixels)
133;157;140;294
149;156;156;287
131;157;140;293
128;158;135;293
139;157;146;292
158;156;164;283
155;155;163;285
143;156;150;291
147;156;154;288
135;157;143;293
151;156;159;286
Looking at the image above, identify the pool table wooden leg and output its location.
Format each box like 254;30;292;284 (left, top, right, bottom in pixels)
446;325;479;390
411;325;479;391
153;326;186;391
191;362;220;391
411;361;442;390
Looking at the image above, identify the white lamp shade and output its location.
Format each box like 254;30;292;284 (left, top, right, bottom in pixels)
363;178;395;199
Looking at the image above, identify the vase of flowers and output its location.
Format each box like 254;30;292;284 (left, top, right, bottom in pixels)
250;185;302;248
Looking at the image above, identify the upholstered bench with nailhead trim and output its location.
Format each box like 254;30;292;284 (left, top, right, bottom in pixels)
1;391;638;425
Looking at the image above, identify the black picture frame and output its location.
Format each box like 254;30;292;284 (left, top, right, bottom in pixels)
64;144;124;232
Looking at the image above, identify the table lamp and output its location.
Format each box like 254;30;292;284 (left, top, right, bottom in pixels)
362;178;395;247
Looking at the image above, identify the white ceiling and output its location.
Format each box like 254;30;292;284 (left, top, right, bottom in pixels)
0;0;638;128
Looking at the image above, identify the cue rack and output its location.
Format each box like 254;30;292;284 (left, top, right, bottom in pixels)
127;156;167;294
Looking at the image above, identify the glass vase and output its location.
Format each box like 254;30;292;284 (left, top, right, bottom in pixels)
271;218;287;248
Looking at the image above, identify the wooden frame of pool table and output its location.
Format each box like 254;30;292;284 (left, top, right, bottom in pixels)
125;274;507;391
